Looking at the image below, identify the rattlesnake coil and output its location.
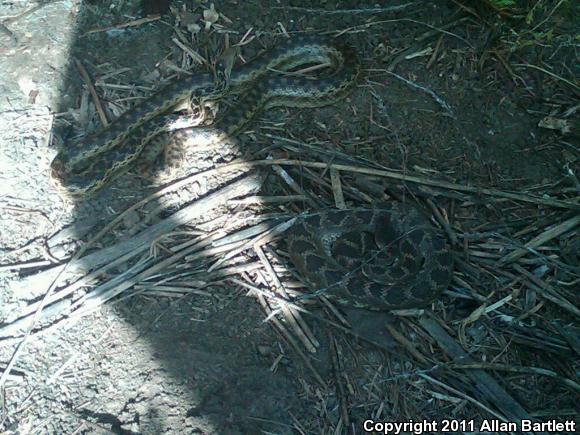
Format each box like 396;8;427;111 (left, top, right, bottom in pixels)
287;203;453;310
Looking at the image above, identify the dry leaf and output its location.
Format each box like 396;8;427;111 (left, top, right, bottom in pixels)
203;3;219;31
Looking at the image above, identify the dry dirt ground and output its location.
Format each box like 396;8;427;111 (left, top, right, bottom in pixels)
0;1;578;434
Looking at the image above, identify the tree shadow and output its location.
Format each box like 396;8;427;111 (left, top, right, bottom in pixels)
2;1;369;433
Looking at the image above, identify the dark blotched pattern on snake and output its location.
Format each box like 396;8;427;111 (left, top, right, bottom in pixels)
287;203;453;310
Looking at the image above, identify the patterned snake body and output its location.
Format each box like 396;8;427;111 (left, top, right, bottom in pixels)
50;36;360;196
287;203;453;310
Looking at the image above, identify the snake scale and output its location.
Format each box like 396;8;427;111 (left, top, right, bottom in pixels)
287;203;453;310
50;36;360;196
49;36;453;310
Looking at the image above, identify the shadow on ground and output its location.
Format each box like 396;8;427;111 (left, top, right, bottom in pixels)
1;0;576;433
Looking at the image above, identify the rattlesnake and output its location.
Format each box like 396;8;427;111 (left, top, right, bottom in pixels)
287;203;453;310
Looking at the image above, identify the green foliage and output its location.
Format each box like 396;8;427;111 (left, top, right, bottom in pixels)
490;0;517;7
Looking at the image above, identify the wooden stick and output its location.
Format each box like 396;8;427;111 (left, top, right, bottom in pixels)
242;159;578;210
254;245;318;352
511;264;580;318
1;172;266;335
330;168;346;209
498;215;580;265
73;58;108;127
419;317;538;425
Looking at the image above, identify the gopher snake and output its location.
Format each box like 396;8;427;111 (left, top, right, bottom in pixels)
49;36;360;196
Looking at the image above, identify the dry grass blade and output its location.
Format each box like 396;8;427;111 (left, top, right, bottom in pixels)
245;159;578;210
498;215;580;265
0;172;266;338
511;264;579;318
447;363;580;393
330;168;346;209
419;317;534;423
254;245;318;353
254;286;325;386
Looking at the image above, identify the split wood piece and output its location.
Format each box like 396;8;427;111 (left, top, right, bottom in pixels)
254;245;319;353
419;316;546;433
254;285;325;386
0;171;266;337
498;214;580;265
248;159;579;210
